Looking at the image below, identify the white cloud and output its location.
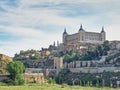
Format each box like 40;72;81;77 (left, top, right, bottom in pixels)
0;25;62;56
0;0;120;29
0;25;44;38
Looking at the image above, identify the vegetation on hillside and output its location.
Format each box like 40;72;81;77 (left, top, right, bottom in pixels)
14;49;41;60
55;69;120;88
105;52;120;63
63;41;110;63
81;40;110;60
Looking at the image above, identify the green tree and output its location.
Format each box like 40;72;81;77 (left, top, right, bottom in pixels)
20;50;25;55
64;54;72;63
74;53;82;60
47;78;56;84
88;44;93;51
7;61;25;85
103;40;109;47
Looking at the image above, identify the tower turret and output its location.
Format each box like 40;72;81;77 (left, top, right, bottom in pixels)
101;26;106;42
101;26;105;33
79;24;85;41
63;28;68;44
79;24;85;31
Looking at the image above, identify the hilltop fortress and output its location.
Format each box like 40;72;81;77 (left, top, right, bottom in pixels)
63;25;106;44
6;24;120;87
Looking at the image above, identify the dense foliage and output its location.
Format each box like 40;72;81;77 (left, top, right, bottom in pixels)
55;69;120;88
7;61;25;85
105;52;120;63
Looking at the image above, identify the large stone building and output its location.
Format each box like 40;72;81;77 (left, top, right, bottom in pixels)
63;25;106;44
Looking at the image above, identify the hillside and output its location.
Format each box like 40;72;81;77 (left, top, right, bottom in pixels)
0;54;13;62
0;54;13;74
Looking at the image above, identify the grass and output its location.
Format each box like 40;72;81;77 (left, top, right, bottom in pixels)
0;83;119;90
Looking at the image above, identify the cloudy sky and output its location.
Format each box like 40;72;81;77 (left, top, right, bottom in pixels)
0;0;120;57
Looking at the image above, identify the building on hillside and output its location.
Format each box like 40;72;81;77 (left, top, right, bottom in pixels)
63;25;106;45
110;41;120;50
40;50;50;58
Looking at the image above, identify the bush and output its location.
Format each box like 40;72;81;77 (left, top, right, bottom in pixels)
61;83;68;88
47;78;55;84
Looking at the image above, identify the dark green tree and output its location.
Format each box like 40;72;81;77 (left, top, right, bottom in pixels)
102;41;110;55
7;61;25;85
64;54;72;63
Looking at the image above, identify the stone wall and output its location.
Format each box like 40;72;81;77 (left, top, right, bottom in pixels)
25;68;56;78
98;67;120;73
23;73;44;83
70;67;98;73
69;67;120;73
22;59;54;68
0;75;10;81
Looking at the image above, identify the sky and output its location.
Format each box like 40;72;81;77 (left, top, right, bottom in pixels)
0;0;120;57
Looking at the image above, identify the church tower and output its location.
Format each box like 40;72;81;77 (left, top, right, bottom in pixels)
101;26;106;42
63;28;68;44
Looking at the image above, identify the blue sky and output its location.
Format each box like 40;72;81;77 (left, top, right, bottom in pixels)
0;0;120;56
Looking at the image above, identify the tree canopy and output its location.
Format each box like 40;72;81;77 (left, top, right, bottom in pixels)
7;61;25;85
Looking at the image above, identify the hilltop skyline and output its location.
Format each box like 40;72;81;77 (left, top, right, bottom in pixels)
0;0;120;56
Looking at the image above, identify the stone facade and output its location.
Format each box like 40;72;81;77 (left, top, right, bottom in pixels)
54;57;63;75
23;73;44;83
75;61;91;68
25;68;56;78
63;25;105;45
64;61;92;69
